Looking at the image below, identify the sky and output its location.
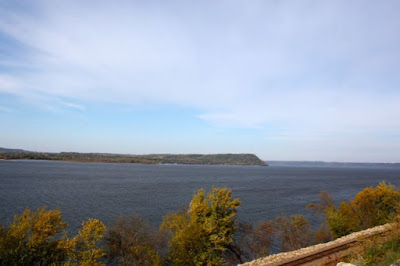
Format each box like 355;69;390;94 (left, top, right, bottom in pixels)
0;0;400;162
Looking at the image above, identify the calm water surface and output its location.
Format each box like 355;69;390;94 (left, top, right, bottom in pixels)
1;160;400;231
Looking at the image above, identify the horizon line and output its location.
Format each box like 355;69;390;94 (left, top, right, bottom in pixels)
1;146;399;165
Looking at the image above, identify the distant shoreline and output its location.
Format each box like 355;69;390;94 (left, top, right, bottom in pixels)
0;149;267;166
0;158;270;167
3;158;400;169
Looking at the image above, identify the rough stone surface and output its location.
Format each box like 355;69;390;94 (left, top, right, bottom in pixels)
240;223;394;266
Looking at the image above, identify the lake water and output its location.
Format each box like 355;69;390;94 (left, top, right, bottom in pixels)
1;160;400;232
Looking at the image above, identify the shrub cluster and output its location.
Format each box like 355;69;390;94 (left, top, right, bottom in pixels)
1;182;400;265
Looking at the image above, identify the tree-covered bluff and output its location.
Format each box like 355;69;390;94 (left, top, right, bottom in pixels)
0;148;267;166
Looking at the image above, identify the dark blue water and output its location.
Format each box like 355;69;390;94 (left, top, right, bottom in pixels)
1;160;400;232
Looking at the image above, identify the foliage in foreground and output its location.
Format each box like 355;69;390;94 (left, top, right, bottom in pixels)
352;238;400;266
0;207;106;266
73;218;107;265
341;221;400;266
2;182;400;265
308;182;400;238
106;216;163;266
161;187;240;265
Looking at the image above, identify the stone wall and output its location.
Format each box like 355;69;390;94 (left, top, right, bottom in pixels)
240;223;395;266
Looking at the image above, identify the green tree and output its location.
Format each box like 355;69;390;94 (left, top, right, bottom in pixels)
310;182;400;238
0;207;75;265
71;218;106;266
161;187;240;265
353;182;400;228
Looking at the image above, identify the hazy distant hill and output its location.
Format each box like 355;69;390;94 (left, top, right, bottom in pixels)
0;147;266;166
267;160;400;168
0;147;31;153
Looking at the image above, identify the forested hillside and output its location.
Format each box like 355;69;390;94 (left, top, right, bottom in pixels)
0;148;266;166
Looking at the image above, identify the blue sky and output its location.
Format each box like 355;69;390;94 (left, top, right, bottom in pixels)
0;0;400;162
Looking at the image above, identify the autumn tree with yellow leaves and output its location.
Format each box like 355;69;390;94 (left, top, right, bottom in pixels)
70;218;107;266
2;182;400;265
0;207;106;266
309;182;400;238
0;207;74;265
161;187;240;265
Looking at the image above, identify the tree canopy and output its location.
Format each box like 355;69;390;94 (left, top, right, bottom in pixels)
161;187;240;265
0;208;106;266
309;182;400;238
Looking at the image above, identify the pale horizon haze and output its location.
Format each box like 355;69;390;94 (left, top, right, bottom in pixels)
1;1;400;163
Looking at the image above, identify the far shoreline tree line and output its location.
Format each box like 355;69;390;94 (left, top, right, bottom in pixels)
1;182;400;265
0;152;267;166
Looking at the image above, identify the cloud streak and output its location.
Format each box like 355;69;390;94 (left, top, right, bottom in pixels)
0;0;400;159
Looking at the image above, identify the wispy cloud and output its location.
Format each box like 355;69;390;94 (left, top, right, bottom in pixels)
60;101;85;111
0;0;399;151
0;74;22;94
